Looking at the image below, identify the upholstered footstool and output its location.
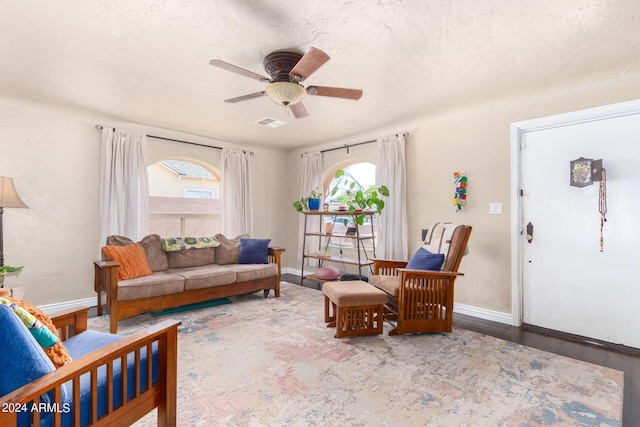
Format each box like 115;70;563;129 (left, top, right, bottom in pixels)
322;280;388;338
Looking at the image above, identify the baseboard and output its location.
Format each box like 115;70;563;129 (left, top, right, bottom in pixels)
454;303;513;325
282;267;310;276
38;297;97;315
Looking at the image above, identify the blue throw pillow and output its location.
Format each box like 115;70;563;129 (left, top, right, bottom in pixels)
406;247;445;271
238;238;271;264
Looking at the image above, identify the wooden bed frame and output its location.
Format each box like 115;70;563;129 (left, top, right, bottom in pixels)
0;307;180;426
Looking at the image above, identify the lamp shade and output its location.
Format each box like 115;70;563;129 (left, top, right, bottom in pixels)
264;82;306;106
0;177;28;208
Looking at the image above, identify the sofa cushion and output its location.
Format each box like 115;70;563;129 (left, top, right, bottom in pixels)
166;247;215;269
139;234;169;272
117;271;186;301
371;275;399;298
226;263;278;283
102;243;154;280
178;265;237;291
214;234;249;265
106;234;169;272
239;238;271;264
106;235;134;246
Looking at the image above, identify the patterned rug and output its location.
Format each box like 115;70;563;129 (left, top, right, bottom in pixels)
87;282;623;426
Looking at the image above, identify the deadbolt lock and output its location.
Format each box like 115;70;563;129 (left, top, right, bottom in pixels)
526;222;534;243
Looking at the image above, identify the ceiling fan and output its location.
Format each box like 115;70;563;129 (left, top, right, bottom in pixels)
209;47;363;119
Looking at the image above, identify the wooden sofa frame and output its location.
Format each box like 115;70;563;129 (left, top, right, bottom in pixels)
0;306;180;427
95;247;284;333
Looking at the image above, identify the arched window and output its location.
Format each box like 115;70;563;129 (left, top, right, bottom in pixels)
324;162;376;205
323;161;377;249
148;159;221;237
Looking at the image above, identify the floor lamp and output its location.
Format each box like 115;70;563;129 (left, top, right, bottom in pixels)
0;177;28;271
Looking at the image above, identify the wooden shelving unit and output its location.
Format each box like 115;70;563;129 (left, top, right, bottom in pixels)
299;211;376;285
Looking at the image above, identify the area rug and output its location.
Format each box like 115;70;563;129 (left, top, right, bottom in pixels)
87;282;623;426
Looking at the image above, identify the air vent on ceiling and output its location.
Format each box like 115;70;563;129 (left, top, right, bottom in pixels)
255;117;288;128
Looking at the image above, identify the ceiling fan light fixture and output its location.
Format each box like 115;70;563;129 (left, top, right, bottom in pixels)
264;82;306;106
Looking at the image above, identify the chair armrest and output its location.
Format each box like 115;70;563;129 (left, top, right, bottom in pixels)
0;319;181;426
268;246;285;264
93;259;120;269
268;247;285;288
93;259;120;294
397;268;464;279
372;259;408;275
50;306;90;340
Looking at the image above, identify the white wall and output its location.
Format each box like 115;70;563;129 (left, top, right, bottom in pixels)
0;97;289;306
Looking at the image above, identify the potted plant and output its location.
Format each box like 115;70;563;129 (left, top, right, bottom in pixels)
327;169;389;225
293;189;323;212
0;265;23;288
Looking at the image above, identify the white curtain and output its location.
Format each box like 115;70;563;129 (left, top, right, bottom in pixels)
99;128;150;244
221;148;253;237
297;152;323;264
376;133;408;260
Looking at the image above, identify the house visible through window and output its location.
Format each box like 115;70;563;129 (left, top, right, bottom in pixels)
147;159;221;237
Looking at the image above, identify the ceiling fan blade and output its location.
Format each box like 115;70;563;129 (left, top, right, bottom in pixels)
209;59;270;82
290;101;309;119
289;47;330;81
224;91;267;103
306;86;363;100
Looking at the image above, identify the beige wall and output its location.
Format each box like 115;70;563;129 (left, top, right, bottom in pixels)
0;98;289;306
284;71;640;316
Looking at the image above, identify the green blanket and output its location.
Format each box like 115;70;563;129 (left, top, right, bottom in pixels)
161;237;221;252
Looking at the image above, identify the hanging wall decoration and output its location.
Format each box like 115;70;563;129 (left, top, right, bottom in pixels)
452;171;467;212
599;168;607;252
569;157;607;251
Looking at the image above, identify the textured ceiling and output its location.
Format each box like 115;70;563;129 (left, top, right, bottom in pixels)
1;1;639;149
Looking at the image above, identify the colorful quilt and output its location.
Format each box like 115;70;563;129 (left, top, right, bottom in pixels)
0;297;58;349
161;237;221;252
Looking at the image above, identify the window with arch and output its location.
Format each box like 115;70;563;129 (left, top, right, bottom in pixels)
147;159;221;237
323;161;377;249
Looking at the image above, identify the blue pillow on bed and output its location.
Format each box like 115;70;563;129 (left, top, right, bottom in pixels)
406;247;445;271
239;238;271;264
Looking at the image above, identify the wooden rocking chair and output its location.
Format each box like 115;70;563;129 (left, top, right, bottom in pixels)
371;222;472;336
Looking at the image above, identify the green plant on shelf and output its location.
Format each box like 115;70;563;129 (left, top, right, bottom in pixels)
0;265;23;275
293;189;323;212
327;169;389;225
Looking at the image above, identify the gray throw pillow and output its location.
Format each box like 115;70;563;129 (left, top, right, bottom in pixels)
214;234;249;265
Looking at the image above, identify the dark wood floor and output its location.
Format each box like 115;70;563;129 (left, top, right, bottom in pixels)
283;273;639;425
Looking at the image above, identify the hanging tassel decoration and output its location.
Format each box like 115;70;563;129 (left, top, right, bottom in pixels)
452;172;467;212
599;168;607;252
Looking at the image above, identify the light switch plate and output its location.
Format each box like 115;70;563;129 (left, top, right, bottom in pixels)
489;202;503;215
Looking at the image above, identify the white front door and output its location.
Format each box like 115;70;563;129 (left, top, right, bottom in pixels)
516;102;640;348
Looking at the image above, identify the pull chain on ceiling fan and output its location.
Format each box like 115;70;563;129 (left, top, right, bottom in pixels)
209;47;363;119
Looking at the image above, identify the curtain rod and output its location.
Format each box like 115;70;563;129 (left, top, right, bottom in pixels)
303;132;409;156
95;125;254;155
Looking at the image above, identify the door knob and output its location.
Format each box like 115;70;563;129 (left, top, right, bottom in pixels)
526;222;534;243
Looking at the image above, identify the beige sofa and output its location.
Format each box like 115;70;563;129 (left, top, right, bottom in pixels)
94;234;284;333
